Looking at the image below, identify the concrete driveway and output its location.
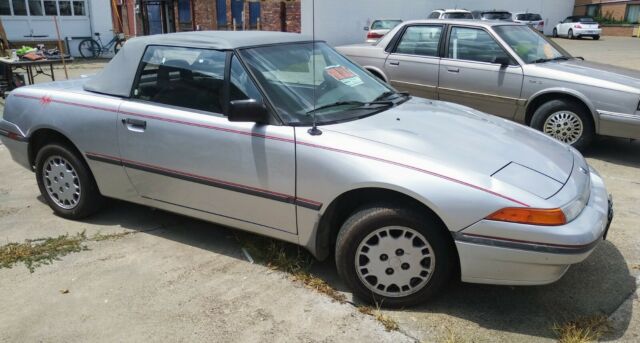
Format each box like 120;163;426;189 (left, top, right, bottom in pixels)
1;37;640;342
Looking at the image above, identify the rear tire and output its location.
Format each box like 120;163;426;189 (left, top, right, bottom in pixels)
78;39;100;58
552;28;558;38
594;35;600;40
335;203;455;308
35;143;104;219
531;99;595;151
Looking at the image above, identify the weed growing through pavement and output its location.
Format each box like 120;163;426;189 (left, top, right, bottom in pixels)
0;230;134;272
553;314;611;343
235;233;347;303
357;302;400;331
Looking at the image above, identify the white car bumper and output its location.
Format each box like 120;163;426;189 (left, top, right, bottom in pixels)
573;28;602;36
454;168;613;285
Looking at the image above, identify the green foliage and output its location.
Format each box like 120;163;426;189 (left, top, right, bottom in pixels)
0;232;88;273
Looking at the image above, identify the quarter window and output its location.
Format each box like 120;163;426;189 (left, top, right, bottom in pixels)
447;27;511;64
395;26;442;57
132;46;226;114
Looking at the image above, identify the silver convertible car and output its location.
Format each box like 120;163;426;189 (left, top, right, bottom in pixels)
0;32;613;307
337;20;640;150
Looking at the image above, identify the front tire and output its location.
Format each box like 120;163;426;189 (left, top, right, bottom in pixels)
594;35;600;40
568;29;575;39
552;28;558;38
78;39;100;58
335;203;455;307
531;99;595;151
35;143;103;219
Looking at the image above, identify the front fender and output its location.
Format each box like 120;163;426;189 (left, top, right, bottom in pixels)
525;88;599;130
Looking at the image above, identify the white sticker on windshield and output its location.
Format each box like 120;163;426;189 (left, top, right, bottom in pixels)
325;65;363;87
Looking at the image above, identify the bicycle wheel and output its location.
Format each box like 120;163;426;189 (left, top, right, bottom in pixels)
78;39;100;58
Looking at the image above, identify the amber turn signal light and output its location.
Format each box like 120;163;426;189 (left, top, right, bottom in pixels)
485;207;567;226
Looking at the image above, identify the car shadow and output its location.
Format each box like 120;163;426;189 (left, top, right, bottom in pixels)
585;136;640;169
78;199;635;341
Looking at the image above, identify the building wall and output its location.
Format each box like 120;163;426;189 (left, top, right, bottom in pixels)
260;1;301;32
301;0;575;46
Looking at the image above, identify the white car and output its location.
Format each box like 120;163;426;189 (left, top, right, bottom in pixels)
554;16;601;40
514;12;545;32
364;19;403;43
428;9;473;20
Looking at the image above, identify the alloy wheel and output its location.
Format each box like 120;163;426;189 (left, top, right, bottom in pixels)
42;155;81;209
543;110;584;145
355;226;435;298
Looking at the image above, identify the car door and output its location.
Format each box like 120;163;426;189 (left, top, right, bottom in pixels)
383;24;444;99
117;45;297;234
438;26;524;119
559;17;572;36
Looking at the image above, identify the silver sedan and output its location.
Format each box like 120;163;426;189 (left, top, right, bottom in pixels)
0;31;613;307
337;20;640;151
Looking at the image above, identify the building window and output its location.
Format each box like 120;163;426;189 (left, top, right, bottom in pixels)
72;0;84;15
627;4;640;24
12;0;28;15
586;4;600;17
28;0;44;15
0;1;11;15
59;0;71;15
44;1;58;15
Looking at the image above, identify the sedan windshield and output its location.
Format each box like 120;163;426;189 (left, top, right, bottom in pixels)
494;25;571;63
239;42;400;125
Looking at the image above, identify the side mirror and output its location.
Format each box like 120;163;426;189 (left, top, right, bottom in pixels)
493;56;511;67
228;99;269;123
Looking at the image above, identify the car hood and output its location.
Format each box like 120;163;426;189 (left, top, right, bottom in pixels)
531;60;640;92
324;98;573;184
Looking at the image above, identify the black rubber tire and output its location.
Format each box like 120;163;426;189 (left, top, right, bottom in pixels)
594;35;600;40
552;28;558;38
530;99;595;151
78;39;100;58
568;29;575;39
335;203;455;308
35;143;103;219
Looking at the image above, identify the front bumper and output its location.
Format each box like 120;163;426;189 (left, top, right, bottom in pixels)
573;28;602;36
454;168;612;285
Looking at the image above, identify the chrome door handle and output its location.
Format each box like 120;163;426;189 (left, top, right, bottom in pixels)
447;67;460;73
389;60;400;66
122;118;147;131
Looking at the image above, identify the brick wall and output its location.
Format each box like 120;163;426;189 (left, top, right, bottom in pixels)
193;0;217;31
602;25;637;36
260;1;301;33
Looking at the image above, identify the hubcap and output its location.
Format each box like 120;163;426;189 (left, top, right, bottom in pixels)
42;155;81;209
543;110;583;145
355;226;435;298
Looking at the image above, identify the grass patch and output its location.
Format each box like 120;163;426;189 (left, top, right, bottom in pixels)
357;303;399;331
439;327;466;343
553;315;611;343
235;233;347;303
0;232;88;272
0;230;135;272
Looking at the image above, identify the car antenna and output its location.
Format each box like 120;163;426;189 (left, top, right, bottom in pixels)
308;0;322;136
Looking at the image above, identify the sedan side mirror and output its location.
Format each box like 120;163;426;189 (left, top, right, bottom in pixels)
228;99;269;123
493;56;511;67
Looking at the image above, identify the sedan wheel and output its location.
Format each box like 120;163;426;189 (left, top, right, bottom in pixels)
543;111;584;145
42;155;81;209
553;28;558;38
335;204;455;307
568;29;574;39
355;226;435;298
35;143;104;219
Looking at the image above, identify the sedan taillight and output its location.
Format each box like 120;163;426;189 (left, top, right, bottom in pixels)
367;32;384;39
575;24;583;28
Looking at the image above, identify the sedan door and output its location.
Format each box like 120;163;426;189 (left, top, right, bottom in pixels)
438;26;524;119
117;46;297;234
559;17;572;36
383;25;443;99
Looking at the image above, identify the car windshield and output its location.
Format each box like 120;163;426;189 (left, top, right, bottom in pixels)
483;12;512;20
516;13;542;21
239;42;399;125
494;25;571;63
444;12;473;19
371;20;402;30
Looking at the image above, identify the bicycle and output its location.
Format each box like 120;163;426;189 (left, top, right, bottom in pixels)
78;32;126;58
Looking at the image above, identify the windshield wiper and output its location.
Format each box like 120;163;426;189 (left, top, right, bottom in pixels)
374;91;410;102
532;56;571;64
306;100;393;115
